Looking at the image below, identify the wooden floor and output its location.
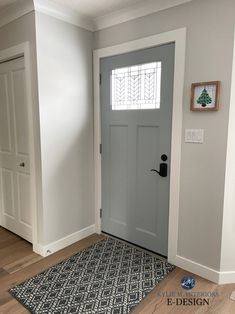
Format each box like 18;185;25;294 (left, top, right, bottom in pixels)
0;227;235;314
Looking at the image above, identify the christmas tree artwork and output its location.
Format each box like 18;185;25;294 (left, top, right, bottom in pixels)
197;88;212;107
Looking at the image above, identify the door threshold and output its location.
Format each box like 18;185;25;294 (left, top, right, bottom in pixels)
101;231;167;261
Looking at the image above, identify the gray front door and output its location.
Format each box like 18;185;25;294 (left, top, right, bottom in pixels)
100;43;175;256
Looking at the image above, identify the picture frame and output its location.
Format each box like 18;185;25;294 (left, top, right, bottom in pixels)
190;81;220;111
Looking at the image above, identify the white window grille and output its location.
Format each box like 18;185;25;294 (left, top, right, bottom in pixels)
111;62;161;110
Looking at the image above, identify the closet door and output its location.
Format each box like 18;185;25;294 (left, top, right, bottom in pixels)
0;57;32;242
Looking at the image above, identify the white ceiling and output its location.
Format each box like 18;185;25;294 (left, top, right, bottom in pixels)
0;0;194;18
51;0;145;18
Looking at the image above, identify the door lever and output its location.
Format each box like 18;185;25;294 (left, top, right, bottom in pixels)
151;163;167;177
19;162;25;167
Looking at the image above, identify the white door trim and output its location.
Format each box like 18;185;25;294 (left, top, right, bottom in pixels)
93;28;186;262
93;28;186;263
0;42;38;251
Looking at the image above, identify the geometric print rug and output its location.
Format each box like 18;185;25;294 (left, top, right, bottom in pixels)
9;237;175;314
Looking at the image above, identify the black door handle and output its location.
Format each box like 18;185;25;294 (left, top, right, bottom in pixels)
151;163;168;177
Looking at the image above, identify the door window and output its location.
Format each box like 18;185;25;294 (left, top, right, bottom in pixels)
111;62;161;110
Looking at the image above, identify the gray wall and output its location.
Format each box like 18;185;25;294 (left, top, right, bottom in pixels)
94;0;235;270
0;9;95;247
0;11;44;245
0;13;35;50
1;0;234;272
35;12;94;245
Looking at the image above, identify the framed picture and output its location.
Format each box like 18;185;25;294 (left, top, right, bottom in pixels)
190;81;220;111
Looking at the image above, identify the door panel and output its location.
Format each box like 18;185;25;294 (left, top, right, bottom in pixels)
136;126;159;236
0;74;11;153
109;125;128;227
17;173;31;226
1;168;15;217
101;44;175;255
12;68;29;155
0;57;32;242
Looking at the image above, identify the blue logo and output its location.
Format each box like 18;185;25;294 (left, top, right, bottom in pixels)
180;276;195;290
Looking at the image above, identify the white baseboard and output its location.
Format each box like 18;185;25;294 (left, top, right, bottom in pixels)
33;224;95;257
33;233;235;284
33;243;45;257
173;255;220;284
174;255;235;284
218;271;235;284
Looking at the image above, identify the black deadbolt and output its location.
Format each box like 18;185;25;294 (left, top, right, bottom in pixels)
161;154;168;162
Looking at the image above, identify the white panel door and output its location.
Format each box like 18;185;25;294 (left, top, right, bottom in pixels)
0;57;32;242
101;44;175;256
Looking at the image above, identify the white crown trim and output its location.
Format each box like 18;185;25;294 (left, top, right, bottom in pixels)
93;0;193;31
0;0;193;32
0;0;34;28
34;0;94;31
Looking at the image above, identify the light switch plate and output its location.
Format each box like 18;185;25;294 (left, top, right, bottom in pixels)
185;129;204;143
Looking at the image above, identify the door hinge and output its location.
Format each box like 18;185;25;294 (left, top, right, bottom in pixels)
100;143;102;154
100;208;102;218
99;73;102;85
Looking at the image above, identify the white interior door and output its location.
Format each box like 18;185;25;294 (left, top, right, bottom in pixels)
101;44;175;256
0;56;32;242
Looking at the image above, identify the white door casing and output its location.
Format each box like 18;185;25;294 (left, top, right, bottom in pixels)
0;43;38;249
93;28;186;263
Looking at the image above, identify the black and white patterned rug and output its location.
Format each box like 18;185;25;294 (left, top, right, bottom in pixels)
9;237;175;313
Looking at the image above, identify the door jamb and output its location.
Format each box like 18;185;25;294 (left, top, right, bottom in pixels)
0;42;38;251
93;28;186;263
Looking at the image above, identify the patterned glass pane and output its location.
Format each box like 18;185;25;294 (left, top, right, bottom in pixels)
111;62;161;110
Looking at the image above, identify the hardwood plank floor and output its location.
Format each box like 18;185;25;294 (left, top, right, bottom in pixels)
0;227;235;314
